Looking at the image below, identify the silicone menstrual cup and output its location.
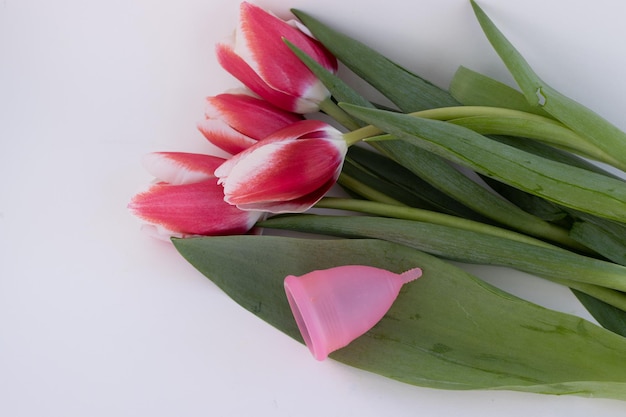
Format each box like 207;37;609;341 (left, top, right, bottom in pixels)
284;265;422;360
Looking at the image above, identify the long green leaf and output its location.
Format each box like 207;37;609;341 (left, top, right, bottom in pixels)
340;160;422;207
486;134;619;177
570;221;626;266
172;235;626;400
448;115;622;167
284;39;374;111
450;65;551;117
370;139;584;249
260;215;626;294
470;0;626;170
341;103;626;224
479;175;570;224
573;290;626;337
346;146;489;220
291;9;459;112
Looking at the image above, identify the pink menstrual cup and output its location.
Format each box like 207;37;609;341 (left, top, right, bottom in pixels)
284;265;422;361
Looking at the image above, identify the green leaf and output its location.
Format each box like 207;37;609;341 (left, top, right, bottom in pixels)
573;290;626;337
370;139;583;249
487;134;619;176
346;146;489;220
260;214;626;295
447;115;621;167
470;0;626;171
341;158;433;208
450;66;551;117
172;235;626;400
570;221;626;266
479;175;571;224
284;39;369;130
284;39;374;112
291;9;459;112
340;103;626;225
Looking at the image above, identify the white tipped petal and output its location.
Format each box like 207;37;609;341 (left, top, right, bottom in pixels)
142;152;224;185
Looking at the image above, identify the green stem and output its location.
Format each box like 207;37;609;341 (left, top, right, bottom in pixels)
318;97;361;130
343;124;382;145
314;197;560;250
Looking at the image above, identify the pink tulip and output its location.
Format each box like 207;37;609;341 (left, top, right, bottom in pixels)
216;2;338;113
128;152;263;238
197;93;302;155
214;119;347;213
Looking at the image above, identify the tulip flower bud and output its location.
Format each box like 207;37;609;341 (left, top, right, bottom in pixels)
214;119;347;213
128;152;263;238
197;93;302;155
216;2;338;114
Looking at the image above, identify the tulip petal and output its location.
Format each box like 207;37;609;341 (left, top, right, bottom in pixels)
214;119;346;213
214;119;337;180
235;176;337;213
197;119;257;155
216;3;337;113
238;2;337;86
216;43;310;113
220;138;345;205
128;180;263;237
199;93;303;154
142;152;226;185
205;94;302;140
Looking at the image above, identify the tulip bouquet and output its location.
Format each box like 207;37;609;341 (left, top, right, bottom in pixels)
129;1;626;401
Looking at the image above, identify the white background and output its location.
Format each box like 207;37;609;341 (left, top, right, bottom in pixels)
2;0;626;415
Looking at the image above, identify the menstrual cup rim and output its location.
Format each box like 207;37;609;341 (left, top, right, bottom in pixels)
284;274;329;361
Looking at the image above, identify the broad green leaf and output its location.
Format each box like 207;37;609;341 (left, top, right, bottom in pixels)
172;235;626;400
471;0;626;171
340;103;626;225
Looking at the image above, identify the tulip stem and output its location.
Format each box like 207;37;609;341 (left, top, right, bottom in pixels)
319;97;362;131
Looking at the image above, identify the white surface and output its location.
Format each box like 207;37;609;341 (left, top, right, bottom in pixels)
2;0;626;415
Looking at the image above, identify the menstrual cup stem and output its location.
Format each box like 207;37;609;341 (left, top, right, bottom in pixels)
400;267;423;284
